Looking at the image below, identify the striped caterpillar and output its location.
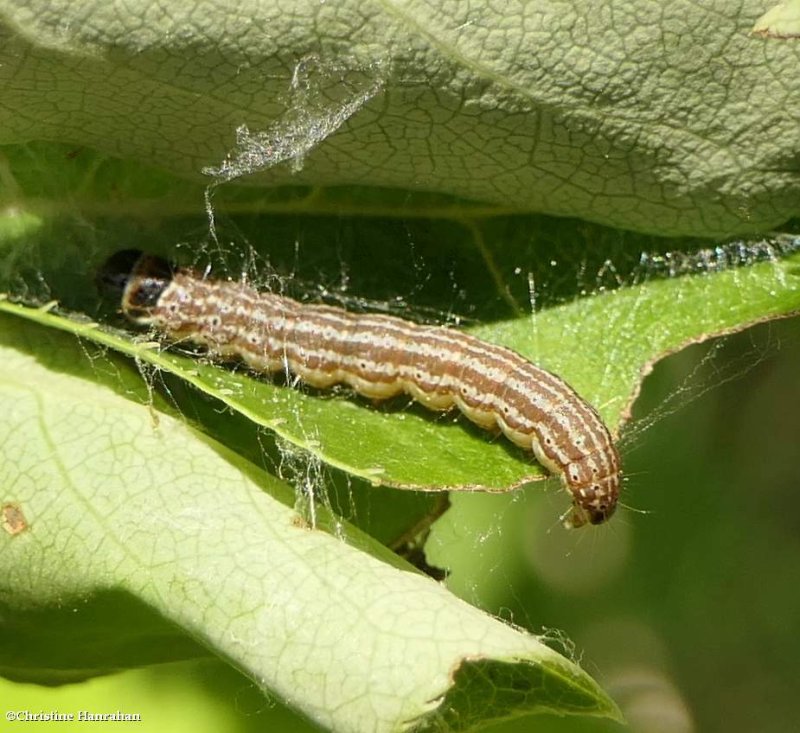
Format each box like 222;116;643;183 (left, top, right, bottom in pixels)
100;250;621;527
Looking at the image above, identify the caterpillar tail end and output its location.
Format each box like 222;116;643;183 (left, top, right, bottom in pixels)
562;505;589;529
562;498;618;529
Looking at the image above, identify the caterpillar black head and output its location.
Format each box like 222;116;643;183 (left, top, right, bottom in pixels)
97;249;174;321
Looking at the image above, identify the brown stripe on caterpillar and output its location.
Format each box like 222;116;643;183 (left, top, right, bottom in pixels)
99;249;622;528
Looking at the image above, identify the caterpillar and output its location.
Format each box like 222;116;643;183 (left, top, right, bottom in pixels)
99;249;621;527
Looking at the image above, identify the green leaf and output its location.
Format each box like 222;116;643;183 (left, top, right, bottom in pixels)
3;241;799;499
0;314;621;731
1;1;799;236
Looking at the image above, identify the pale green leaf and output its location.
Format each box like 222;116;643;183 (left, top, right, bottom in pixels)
1;0;799;235
0;315;620;731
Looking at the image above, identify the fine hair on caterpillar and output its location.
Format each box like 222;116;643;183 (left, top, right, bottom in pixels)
99;249;622;528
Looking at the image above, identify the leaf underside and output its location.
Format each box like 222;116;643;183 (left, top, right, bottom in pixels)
1;1;799;236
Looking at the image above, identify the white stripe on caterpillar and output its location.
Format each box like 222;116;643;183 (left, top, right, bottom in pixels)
100;250;621;527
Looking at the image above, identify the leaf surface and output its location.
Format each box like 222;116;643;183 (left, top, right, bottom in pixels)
4;243;798;495
1;0;799;235
0;314;620;731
